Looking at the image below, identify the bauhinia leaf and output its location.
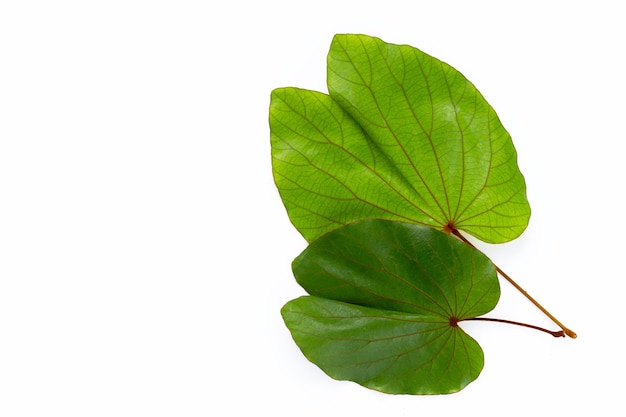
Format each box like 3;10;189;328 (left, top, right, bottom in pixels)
270;34;530;243
281;219;499;394
270;88;438;236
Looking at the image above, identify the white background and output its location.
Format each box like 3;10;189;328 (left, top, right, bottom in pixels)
1;1;623;415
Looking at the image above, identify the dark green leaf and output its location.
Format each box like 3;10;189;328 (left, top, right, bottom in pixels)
282;220;499;394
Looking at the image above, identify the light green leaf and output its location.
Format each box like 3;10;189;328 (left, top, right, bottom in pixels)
270;34;530;243
270;87;439;237
282;220;499;394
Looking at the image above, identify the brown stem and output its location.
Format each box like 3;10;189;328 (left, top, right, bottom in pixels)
449;227;577;339
461;317;565;338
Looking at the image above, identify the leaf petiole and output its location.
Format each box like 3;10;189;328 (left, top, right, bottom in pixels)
459;317;565;338
449;228;577;339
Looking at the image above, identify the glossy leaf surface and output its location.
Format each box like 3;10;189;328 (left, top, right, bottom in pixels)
270;34;530;243
282;220;500;394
